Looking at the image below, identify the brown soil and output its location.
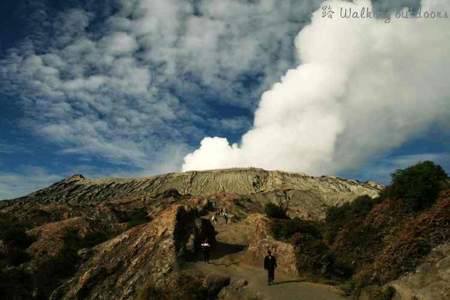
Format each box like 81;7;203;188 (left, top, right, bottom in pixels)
187;217;348;300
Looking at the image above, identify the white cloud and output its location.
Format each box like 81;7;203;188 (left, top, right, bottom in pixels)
2;0;443;188
100;32;138;55
183;0;450;175
0;0;323;173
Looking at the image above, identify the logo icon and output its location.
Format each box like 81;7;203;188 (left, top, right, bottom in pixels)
322;5;335;18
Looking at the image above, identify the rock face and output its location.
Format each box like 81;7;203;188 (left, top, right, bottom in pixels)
52;205;216;300
389;243;450;300
242;214;299;276
27;217;97;257
43;168;380;201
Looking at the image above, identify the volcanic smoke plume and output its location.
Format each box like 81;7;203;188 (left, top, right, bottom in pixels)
183;0;450;175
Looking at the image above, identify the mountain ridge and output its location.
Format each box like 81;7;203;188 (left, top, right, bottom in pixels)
3;168;382;205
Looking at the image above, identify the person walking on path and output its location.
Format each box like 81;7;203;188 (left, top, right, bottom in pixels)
201;239;211;263
223;211;229;224
264;250;277;285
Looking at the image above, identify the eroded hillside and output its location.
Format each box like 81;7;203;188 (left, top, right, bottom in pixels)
1;168;382;222
0;168;382;299
1;163;449;299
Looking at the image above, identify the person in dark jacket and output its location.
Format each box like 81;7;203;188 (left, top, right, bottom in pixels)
201;239;211;263
264;250;277;285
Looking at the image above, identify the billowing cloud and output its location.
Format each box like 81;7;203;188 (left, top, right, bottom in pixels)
0;0;323;172
183;0;450;175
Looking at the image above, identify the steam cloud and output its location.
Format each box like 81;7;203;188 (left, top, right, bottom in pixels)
183;0;450;175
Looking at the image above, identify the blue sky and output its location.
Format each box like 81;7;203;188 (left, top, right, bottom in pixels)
0;0;449;199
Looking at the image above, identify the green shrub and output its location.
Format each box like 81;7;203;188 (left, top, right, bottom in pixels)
362;285;396;300
127;208;150;228
292;232;351;278
264;202;288;219
31;228;85;298
0;223;111;299
1;226;35;248
0;225;34;267
272;218;321;241
5;248;31;266
341;279;362;296
388;161;447;210
82;231;109;248
277;218;353;279
380;286;396;300
326;195;375;224
324;195;376;243
0;267;32;299
60;228;109;249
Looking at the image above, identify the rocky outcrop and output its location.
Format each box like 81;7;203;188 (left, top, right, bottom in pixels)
389;243;450;300
242;214;299;277
51;205;216;300
27;217;94;257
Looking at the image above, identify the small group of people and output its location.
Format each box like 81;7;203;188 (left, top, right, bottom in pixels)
210;208;231;224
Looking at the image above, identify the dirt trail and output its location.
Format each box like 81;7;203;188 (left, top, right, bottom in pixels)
194;261;348;300
189;219;348;300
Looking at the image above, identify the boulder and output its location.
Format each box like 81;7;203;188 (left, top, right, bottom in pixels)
242;214;299;277
389;243;450;300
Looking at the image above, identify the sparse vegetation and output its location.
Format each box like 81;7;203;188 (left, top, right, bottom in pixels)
269;216;352;279
127;208;151;228
0;223;35;268
0;226;111;299
323;161;448;295
271;217;321;241
0;267;32;299
264;202;288;219
324;195;376;244
265;161;449;297
1;225;35;248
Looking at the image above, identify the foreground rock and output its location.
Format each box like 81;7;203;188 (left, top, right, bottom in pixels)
389;243;450;300
27;217;124;257
51;205;216;300
242;214;299;277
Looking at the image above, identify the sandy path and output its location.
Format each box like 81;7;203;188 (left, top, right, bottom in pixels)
188;220;348;299
194;261;348;300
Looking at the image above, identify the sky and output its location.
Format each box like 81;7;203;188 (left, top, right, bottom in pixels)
0;0;449;200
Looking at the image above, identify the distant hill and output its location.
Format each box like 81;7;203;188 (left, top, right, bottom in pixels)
1;168;381;221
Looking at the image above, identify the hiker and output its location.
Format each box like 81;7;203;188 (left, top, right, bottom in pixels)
223;211;229;224
200;239;211;263
264;250;277;285
221;209;230;224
